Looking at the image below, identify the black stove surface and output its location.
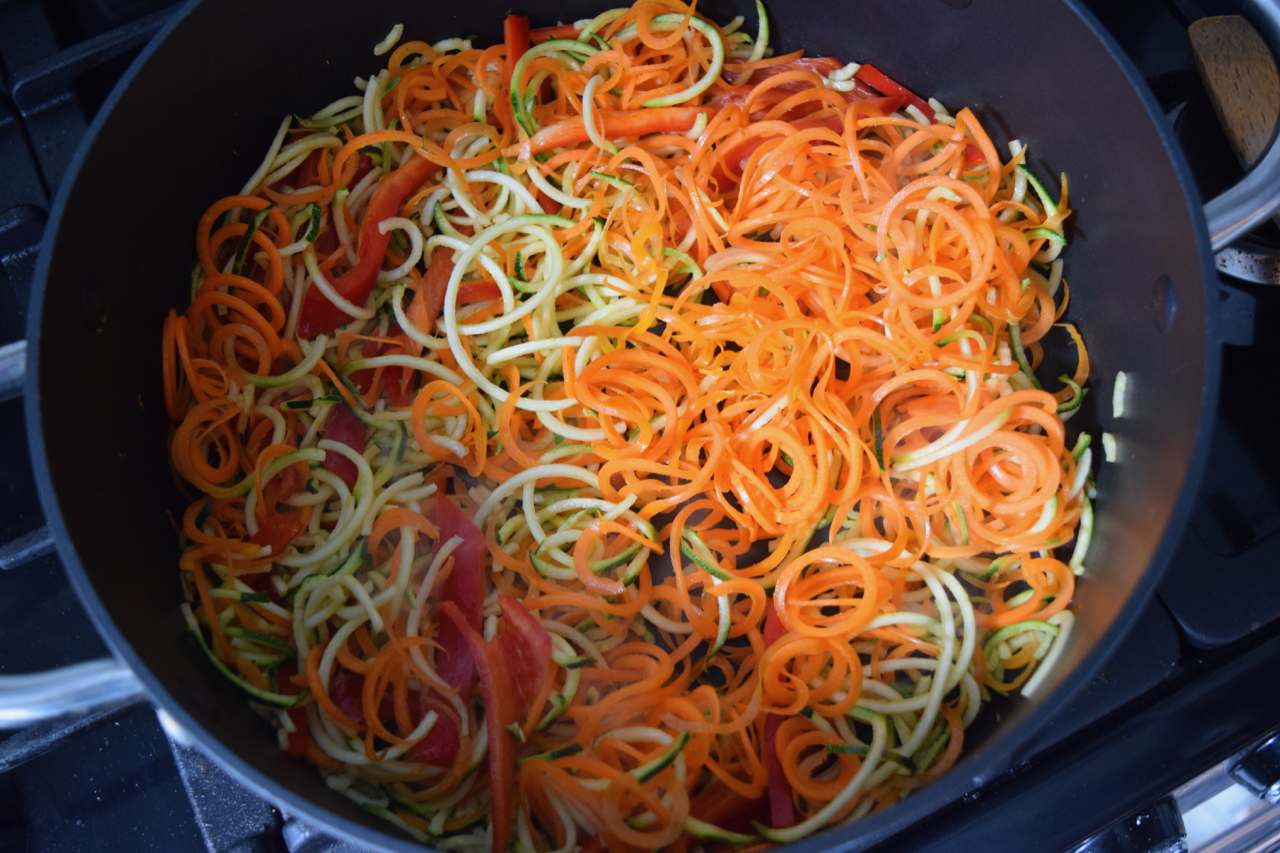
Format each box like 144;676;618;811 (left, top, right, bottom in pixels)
3;0;1280;851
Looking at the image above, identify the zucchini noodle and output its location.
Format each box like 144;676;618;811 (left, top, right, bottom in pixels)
161;2;1093;851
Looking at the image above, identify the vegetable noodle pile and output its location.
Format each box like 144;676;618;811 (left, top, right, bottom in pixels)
161;2;1094;850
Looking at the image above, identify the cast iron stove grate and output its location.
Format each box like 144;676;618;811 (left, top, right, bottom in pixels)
2;0;1280;851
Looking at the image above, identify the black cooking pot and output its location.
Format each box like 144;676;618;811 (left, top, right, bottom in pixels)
6;0;1279;850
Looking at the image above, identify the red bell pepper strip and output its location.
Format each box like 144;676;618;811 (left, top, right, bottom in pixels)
349;322;418;407
349;152;375;189
239;470;307;582
854;64;935;121
863;95;907;115
689;782;770;836
330;669;367;723
383;379;417;410
404;700;462;765
964;144;985;164
331;497;486;768
440;595;552;853
331;669;424;727
405;251;454;341
504;15;531;86
321;403;368;489
458;281;504;304
330;669;463;766
349;337;386;396
525;107;709;154
276;462;305;501
431;497;487;699
249;511;305;556
313;221;340;258
763;601;795;828
270;149;317;194
404;252;500;359
533;187;562;215
494;596;553;710
296;155;440;339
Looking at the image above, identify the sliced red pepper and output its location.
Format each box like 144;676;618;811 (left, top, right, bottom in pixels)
862;95;907;115
269;148;316;194
964;144;985;164
526;107;709;155
381;324;419;409
406;252;502;359
325;497;486;768
349;153;375;189
327;669;397;724
440;595;552;853
321;403;368;489
294;149;322;190
854;64;935;121
249;511;306;556
330;668;462;765
406;251;455;341
504;15;531;87
277;464;304;501
763;601;795;828
313;222;340;258
533;186;562;216
242;511;306;592
383;380;417;410
495;596;553;709
294;149;321;192
431;497;487;700
404;700;462;765
296;155;440;339
349;321;417;407
458;281;503;304
330;669;367;723
764;717;792;825
690;782;770;836
350;334;389;395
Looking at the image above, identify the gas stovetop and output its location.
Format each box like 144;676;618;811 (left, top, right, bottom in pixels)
4;0;1280;852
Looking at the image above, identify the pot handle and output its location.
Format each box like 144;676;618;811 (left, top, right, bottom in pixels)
0;340;25;405
1204;0;1280;251
0;658;147;729
0;339;148;727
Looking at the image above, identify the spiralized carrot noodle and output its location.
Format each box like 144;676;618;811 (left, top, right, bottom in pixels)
164;2;1093;850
